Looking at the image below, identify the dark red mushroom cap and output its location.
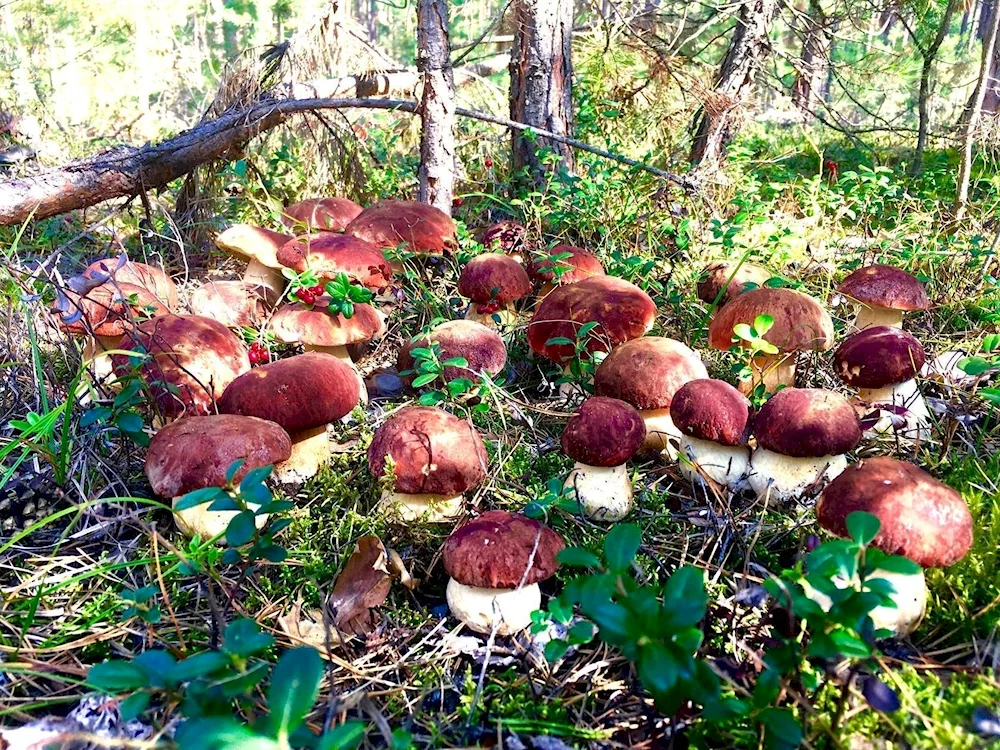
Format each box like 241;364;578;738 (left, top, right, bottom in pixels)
753;388;861;458
112;314;250;420
458;253;532;304
561;397;645;466
83;259;178;309
145;414;291;497
670;379;751;446
594;337;708;410
59;282;169;337
837;265;929;311
219;352;360;433
368;406;488;495
708;288;834;353
443;510;565;589
396;320;507;386
696;261;772;308
527;276;656;364
276;233;392;291
834;326;927;389
816;457;972;567
270;300;385;346
281;197;364;232
476;220;527;256
189;280;265;329
527;245;605;285
345;200;458;255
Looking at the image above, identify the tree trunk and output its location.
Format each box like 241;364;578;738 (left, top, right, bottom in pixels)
956;0;1000;218
416;0;456;213
689;0;779;169
960;1;1000;121
911;0;961;176
791;0;828;114
510;0;575;186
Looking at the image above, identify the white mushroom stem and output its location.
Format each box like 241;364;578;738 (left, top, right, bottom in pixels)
639;408;681;457
857;379;931;440
678;435;751;490
273;426;330;484
854;304;904;331
464;303;518;327
802;567;927;637
379;489;464;522
81;334;123;382
739;353;796;396
172;495;267;542
564;462;633;521
556;365;587;401
303;343;369;404
446;578;541;635
747;448;848;503
242;258;285;303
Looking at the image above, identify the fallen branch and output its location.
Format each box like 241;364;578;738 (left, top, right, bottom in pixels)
0;96;696;226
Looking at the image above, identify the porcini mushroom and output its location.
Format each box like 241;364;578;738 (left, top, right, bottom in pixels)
219;352;361;483
397;319;507;388
696;261;772;311
749;388;861;503
281;197;363;233
443;510;564;635
82;258;178;310
457;253;532;326
593;337;708;453
214;225;293;303
145;414;291;540
189;280;265;329
527;245;605;300
837;264;929;330
562;397;646;521
708;287;834;395
367;406;487;522
276;233;393;292
670;379;751;490
345;200;458;256
476;220;527;262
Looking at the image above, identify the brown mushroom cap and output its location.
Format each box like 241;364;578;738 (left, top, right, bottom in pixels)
753;388;862;458
443;510;565;589
837;264;929;312
834;326;927;389
189;281;265;329
670;379;751;446
59;282;169;338
396;320;507;385
219;352;360;433
345;200;458;255
367;406;487;495
281;197;364;232
112;314;250;420
458;253;533;304
816;457;972;567
275;233;393;291
527;245;605;285
594;337;708;410
215;225;293;268
476;220;527;256
83;259;178;309
527;276;656;364
145;414;291;498
562;397;646;466
696;261;772;308
708;287;834;353
270;299;385;347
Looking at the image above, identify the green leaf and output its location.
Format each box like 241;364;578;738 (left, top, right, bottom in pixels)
392;729;413;750
268;647;323;739
662;566;708;628
760;707;803;747
753;314;775;336
240;465;273;491
119;691;151;721
174;487;226;511
567;620;595;644
604;524;641;572
114;412;144;433
870;554;922;576
846;511;880;546
89;660;149;692
441;357;469;368
732;323;754;341
411;373;438;387
175;717;282;750
318;721;366;750
224;619;275;657
544;639;570;662
556;547;601;568
829;628;872;658
637;642;677;697
207;497;241;512
227;510;258;547
168;651;230;683
544;336;575;347
133;650;176;685
225;459;246;484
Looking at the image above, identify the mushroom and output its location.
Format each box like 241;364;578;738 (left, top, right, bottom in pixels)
145;414;291;540
526;244;605;300
527;276;656;397
921;350;979;388
214;225;293;303
276;233;393;292
669;379;751;490
219;352;361;484
837;264;929;330
281;197;364;233
82;258;178;309
562;397;646;521
367;406;487;522
748;388;861;503
696;261;772;311
834;325;930;440
815;457;973;634
188;280;265;329
112;314;250;422
345;200;458;257
443;510;564;635
476;220;527;262
397;319;507;388
708;287;834;395
457;253;532;326
593;337;708;453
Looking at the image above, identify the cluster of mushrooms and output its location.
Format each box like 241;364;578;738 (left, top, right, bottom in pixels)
57;196;975;638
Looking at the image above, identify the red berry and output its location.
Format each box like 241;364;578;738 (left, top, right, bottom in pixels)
453;197;463;207
484;158;493;168
298;290;316;306
308;285;324;296
476;304;490;314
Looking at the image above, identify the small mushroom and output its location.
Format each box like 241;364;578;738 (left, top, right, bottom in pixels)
443;510;564;635
670;379;751;490
834;326;930;440
594;337;708;453
397;320;507;387
345;200;458;257
748;388;861;503
476;220;527;262
562;397;646;521
526;244;605;300
219;352;361;484
696;261;772;311
145;414;291;540
214;225;293;303
367;406;488;522
837;264;929;330
921;350;979;388
188;280;265;329
276;233;393;291
281;197;364;233
457;253;532;326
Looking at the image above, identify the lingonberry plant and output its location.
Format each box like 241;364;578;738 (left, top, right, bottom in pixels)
399;340;495;410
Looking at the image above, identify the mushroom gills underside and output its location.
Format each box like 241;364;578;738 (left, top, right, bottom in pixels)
747;448;848;503
379;489;464;522
853;304;904;331
242;258;285;303
446;578;541;635
639;408;681;457
857;379;931;440
273;426;330;484
464;303;518;328
679;435;751;490
739;354;796;396
564;462;633;521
